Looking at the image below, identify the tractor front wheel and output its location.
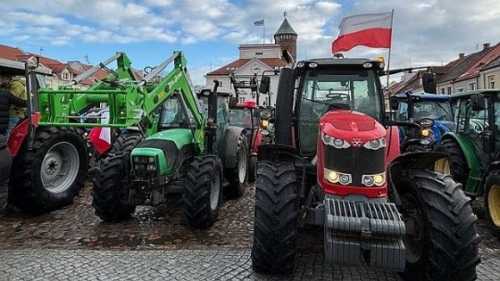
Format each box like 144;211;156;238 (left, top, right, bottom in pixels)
484;170;500;232
183;155;223;229
251;161;298;274
399;170;480;281
440;138;468;186
9;127;88;213
92;132;142;222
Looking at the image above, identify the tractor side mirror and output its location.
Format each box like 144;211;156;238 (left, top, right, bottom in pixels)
259;76;270;94
389;97;399;110
471;94;486;111
421;72;437;94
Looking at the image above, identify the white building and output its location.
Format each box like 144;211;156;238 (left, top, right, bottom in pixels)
205;17;297;106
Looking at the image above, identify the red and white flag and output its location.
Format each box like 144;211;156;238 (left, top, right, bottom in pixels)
88;110;111;155
331;12;393;54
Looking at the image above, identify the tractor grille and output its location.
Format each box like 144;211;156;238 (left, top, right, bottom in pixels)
324;146;384;186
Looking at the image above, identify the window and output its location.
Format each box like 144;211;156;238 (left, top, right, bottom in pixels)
447;87;452;95
298;69;382;155
159;95;190;128
488;75;496;89
255;52;263;56
457;88;464;93
62;71;70;81
441;88;445;94
469;83;475;91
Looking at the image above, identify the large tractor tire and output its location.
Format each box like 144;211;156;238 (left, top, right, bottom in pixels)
484;170;500;232
251;161;298;274
9;127;88;213
224;132;249;199
183;155;223;229
92;132;143;222
247;154;257;183
399;170;480;281
439;138;468;186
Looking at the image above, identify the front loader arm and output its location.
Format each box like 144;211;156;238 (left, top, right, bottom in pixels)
142;52;205;152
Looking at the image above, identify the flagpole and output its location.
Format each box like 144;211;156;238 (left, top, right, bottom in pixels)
386;9;394;90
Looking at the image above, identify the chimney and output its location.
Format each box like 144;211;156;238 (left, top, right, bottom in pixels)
483;43;491;49
459;53;465;59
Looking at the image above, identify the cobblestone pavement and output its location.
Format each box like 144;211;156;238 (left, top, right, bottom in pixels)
0;184;499;280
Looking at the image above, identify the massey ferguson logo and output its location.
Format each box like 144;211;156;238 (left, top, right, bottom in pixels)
351;138;363;147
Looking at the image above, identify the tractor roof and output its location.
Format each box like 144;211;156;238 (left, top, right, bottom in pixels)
392;92;450;101
305;58;375;66
450;89;500;99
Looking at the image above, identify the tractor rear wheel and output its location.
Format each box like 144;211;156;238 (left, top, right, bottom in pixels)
183;155;223;229
440;138;468;186
251;161;298;274
225;134;249;198
484;170;500;232
399;170;480;281
9;127;88;213
92;132;143;222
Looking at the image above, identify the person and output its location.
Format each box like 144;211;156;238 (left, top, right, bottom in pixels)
0;89;26;211
7;76;27;133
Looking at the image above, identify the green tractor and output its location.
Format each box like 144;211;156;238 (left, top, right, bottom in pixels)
10;52;247;227
440;90;500;231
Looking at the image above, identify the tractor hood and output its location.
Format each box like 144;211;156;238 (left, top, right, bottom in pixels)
320;110;385;143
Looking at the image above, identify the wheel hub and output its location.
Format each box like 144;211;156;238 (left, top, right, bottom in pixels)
488;184;500;227
41;142;80;194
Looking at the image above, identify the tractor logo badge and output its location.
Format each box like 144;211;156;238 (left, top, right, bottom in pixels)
351;138;363;147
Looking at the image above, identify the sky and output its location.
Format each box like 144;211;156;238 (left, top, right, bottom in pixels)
1;0;500;86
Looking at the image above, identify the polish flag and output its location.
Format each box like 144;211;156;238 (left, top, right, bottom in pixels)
332;12;393;54
88;110;111;155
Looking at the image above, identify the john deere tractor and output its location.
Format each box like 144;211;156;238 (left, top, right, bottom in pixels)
9;52;247;227
251;58;480;280
439;90;500;231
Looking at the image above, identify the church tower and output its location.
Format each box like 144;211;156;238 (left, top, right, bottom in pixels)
274;14;298;60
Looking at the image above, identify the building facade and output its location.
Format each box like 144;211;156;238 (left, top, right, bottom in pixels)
205;17;297;106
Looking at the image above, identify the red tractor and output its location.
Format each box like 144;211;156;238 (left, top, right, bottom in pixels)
251;58;480;280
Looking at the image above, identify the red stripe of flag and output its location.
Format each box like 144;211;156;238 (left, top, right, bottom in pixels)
332;27;392;53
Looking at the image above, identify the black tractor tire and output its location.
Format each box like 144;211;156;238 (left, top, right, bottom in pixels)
484;170;500;233
247;154;257;183
225;134;249;199
404;143;428;153
9;127;88;213
251;161;299;274
183;155;223;229
399;170;480;281
439;138;468;186
92;132;143;222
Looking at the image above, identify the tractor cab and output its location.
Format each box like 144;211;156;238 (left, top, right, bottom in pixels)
390;92;454;151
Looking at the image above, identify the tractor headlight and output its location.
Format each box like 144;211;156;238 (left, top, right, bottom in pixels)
260;119;269;129
362;172;386;187
421;128;432;137
322;133;350;149
363;137;386;150
324;168;352;185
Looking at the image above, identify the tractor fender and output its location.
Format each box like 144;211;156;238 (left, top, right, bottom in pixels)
223;126;246;169
388;151;450;204
441;132;480;172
